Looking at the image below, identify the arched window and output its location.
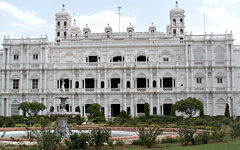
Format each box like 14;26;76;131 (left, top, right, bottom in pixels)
153;80;157;88
57;32;60;37
137;56;146;62
75;81;79;88
64;21;67;27
153;107;157;115
64;32;67;37
127;107;131;114
180;29;183;34
57;22;60;27
127;81;131;88
101;107;105;113
101;81;104;88
173;29;176;35
173;18;176;24
180;18;183;24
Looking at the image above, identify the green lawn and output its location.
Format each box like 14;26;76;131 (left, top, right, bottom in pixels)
124;139;240;150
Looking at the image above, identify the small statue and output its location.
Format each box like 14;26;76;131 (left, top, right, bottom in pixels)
61;82;65;95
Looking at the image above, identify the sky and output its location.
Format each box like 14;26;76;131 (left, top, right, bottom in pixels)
0;0;240;49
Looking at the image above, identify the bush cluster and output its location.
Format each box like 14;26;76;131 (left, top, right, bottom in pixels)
66;128;113;150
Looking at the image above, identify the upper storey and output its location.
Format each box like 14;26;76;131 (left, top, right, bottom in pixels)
54;1;186;44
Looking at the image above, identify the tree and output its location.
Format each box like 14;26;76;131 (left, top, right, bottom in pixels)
87;103;103;119
144;103;150;118
173;97;203;117
75;106;81;113
18;102;46;118
225;103;230;117
50;106;54;113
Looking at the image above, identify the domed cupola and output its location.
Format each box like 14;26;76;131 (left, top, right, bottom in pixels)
166;1;185;36
55;4;70;17
149;22;157;33
170;1;185;15
70;19;81;38
83;24;91;38
127;23;134;36
104;24;112;38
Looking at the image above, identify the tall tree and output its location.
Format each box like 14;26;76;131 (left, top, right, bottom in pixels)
173;97;204;117
144;103;150;118
225;103;230;117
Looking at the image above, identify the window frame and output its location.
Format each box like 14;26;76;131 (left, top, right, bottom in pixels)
217;77;223;84
13;79;19;89
32;79;39;89
13;54;19;61
33;54;38;60
196;77;202;84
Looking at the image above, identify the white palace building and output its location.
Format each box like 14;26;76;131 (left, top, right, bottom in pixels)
1;2;240;118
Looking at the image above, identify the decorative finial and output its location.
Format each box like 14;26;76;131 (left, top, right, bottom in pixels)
108;23;109;27
152;22;153;26
86;24;88;27
63;4;65;8
74;19;76;24
176;0;178;8
129;23;131;26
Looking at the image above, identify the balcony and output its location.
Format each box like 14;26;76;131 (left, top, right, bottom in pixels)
137;88;146;92
163;88;172;91
31;89;39;93
111;88;120;91
85;88;94;92
11;89;19;93
216;88;225;91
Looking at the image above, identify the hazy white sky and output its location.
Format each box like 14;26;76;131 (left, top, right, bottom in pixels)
0;0;240;48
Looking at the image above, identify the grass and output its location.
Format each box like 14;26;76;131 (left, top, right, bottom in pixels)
124;139;240;150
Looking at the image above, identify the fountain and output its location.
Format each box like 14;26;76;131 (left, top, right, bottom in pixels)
47;80;78;137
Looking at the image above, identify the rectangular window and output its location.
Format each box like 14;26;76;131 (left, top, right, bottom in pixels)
217;77;223;84
13;54;19;60
33;54;38;60
32;79;38;89
13;79;19;89
196;78;202;84
163;57;169;62
89;56;98;62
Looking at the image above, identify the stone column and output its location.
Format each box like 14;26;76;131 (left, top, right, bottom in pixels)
157;94;160;115
72;70;75;89
150;94;153;115
131;94;134;116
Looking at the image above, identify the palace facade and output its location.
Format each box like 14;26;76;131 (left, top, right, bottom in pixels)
1;2;240;118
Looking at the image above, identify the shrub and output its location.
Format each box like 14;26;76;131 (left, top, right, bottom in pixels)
15;124;27;127
65;132;90;150
178;121;197;146
138;126;162;148
26;118;63;150
161;137;179;143
230;121;240;139
28;128;62;150
210;121;226;142
132;139;144;145
197;131;210;144
115;139;125;146
90;128;112;149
